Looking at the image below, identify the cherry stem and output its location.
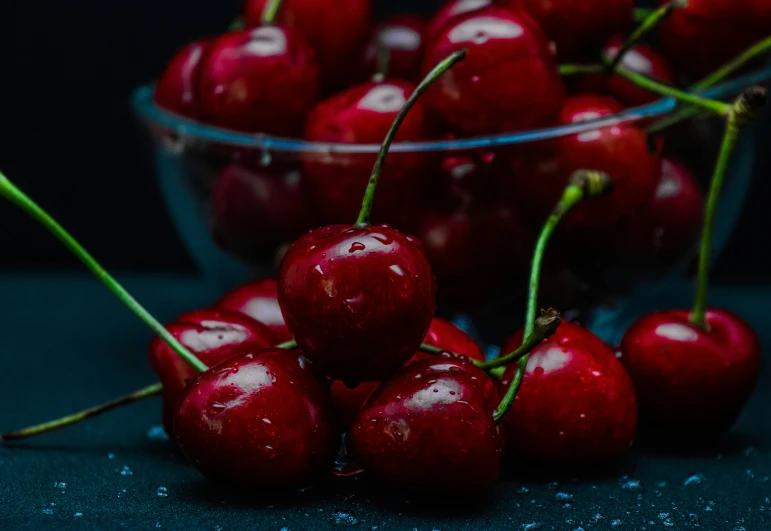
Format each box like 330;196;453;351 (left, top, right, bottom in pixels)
261;0;285;25
355;49;467;227
559;64;604;76
0;383;163;443
0;172;209;373
478;309;562;371
634;7;654;22
690;87;767;328
493;170;613;423
372;37;391;83
277;339;297;349
606;0;686;73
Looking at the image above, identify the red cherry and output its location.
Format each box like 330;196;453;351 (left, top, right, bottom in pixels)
349;356;504;494
148;309;276;435
659;0;771;80
422;7;564;136
154;39;211;119
197;27;319;136
425;0;491;47
620;309;761;437
510;94;660;228
574;35;676;107
303;80;432;224
244;0;373;91
278;224;436;383
360;15;427;83
331;317;486;424
174;349;340;488
516;0;634;60
498;321;638;467
213;278;292;343
211;163;318;261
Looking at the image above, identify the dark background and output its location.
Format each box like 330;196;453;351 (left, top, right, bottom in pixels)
1;0;769;280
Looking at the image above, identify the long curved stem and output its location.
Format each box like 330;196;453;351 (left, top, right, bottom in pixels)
355;49;467;227
1;383;163;443
0;172;208;373
479;309;561;371
261;0;285;25
690;88;768;327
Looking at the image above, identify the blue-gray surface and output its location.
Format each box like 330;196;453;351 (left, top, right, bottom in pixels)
0;274;769;530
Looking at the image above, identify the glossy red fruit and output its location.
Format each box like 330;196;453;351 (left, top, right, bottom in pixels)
620;309;760;436
211;163;317;261
197;27;319;136
349;355;505;494
423;7;564;136
174;349;340;488
331;318;487;424
244;0;373;90
214;278;292;343
498;321;638;466
516;0;634;60
303;80;432;224
279;224;436;383
659;0;771;80
575;35;675;107
148;310;276;435
155;39;211;119
510;94;660;228
360;15;427;83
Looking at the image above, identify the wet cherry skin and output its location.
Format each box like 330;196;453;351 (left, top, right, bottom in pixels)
279;224;436;383
620;309;761;437
498;321;638;467
244;0;373;91
213;278;292;343
349;355;505;494
360;15;427;83
303;80;432;225
422;7;564;136
575;35;676;107
174;349;340;488
148;309;276;435
197;27;319;136
509;94;660;229
659;0;771;80
154;39;211;119
331;318;486;425
516;0;634;60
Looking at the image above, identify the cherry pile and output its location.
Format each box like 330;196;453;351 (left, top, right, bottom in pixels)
0;0;769;501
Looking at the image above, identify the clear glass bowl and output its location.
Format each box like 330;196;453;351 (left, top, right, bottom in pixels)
132;65;771;347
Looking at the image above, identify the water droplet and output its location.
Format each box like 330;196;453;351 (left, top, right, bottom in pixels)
745;469;755;480
349;242;366;253
260;150;272;167
54;481;67;491
107;453;115;460
688;513;700;525
522;523;541;530
547;481;560;489
683;474;705;486
42;509;54;515
517;486;530;494
117;465;133;476
74;512;83;518
619;476;644;492
658;512;674;526
280;527;290;531
156;486;168;498
656;481;668;488
611;520;623;528
371;527;378;530
555;492;573;501
332;511;359;527
146;426;169;442
117;489;127;498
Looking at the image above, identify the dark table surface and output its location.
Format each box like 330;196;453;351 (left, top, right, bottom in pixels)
1;273;769;530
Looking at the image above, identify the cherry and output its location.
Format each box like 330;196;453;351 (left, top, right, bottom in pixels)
509;94;660;229
659;0;771;80
174;349;340;488
148;309;276;435
303;79;432;225
348;355;504;494
154;39;211;119
516;0;634;61
210;163;318;261
360;15;427;83
422;7;564;136
213;278;292;343
197;4;319;136
574;35;676;107
497;321;637;466
243;0;373;91
620;310;760;437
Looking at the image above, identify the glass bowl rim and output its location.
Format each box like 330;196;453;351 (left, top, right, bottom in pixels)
132;65;771;154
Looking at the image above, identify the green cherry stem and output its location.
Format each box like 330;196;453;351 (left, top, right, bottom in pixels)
493;170;614;423
478;309;562;371
355;49;467;227
690;87;767;327
372;37;392;83
261;0;285;25
0;383;163;443
634;7;655;23
0;172;208;373
559;64;603;76
606;0;686;73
